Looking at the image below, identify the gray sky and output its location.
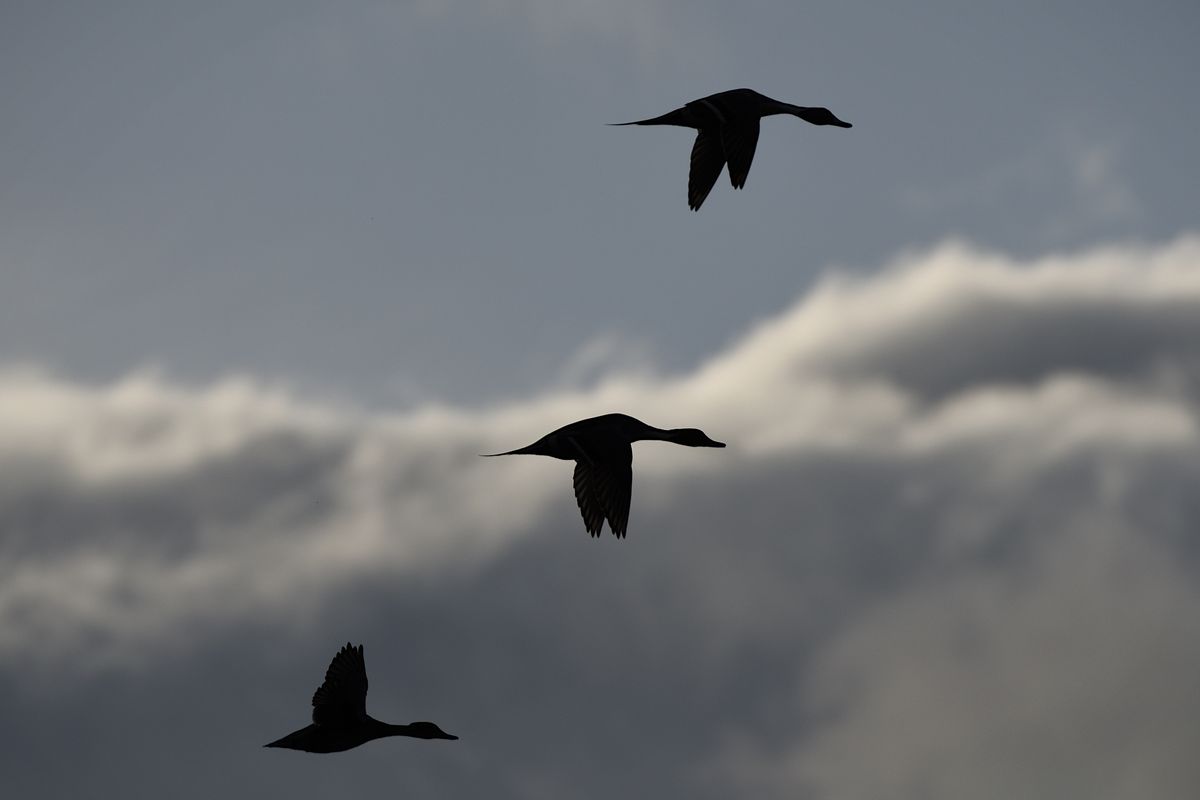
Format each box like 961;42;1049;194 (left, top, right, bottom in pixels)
2;0;1197;403
3;2;1200;799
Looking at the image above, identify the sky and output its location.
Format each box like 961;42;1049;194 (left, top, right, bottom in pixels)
2;2;1199;798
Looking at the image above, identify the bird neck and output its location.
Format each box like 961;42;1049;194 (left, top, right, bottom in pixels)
378;720;421;739
358;716;408;740
761;100;811;119
638;426;684;444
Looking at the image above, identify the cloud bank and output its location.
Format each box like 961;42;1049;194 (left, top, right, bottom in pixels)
2;235;1199;798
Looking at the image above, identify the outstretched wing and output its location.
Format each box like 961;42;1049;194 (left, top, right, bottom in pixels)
688;130;725;211
722;119;760;190
312;642;368;725
572;443;633;538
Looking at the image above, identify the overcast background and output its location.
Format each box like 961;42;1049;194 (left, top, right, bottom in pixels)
2;2;1199;798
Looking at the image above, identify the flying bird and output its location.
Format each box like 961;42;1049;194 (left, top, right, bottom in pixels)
613;88;852;210
264;643;457;753
482;413;725;539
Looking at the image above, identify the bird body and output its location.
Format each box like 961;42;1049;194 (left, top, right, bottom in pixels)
483;413;725;538
264;717;443;754
614;88;851;210
264;643;457;753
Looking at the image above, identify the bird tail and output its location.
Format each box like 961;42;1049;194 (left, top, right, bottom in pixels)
479;445;540;457
608;107;693;127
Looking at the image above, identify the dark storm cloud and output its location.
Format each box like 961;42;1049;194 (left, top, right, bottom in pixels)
2;238;1199;798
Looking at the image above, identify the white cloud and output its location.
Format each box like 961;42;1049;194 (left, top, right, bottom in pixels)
552;332;658;390
3;236;1200;798
3;235;1199;668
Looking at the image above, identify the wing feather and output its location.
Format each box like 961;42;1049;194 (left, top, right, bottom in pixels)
311;642;368;725
688;130;725;211
572;444;633;538
722;120;760;190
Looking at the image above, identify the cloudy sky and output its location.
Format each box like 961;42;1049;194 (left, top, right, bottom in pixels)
2;2;1199;798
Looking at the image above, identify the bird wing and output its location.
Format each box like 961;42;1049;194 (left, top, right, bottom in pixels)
572;442;633;538
688;130;726;211
722;119;760;190
311;642;369;725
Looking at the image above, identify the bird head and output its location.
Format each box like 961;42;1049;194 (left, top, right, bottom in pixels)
801;107;852;127
668;428;726;448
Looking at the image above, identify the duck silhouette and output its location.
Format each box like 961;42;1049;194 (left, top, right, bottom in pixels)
483;413;725;538
614;88;851;210
264;643;457;753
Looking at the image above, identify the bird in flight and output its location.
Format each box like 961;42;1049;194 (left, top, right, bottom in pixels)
264;643;457;753
482;413;725;539
613;88;851;210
